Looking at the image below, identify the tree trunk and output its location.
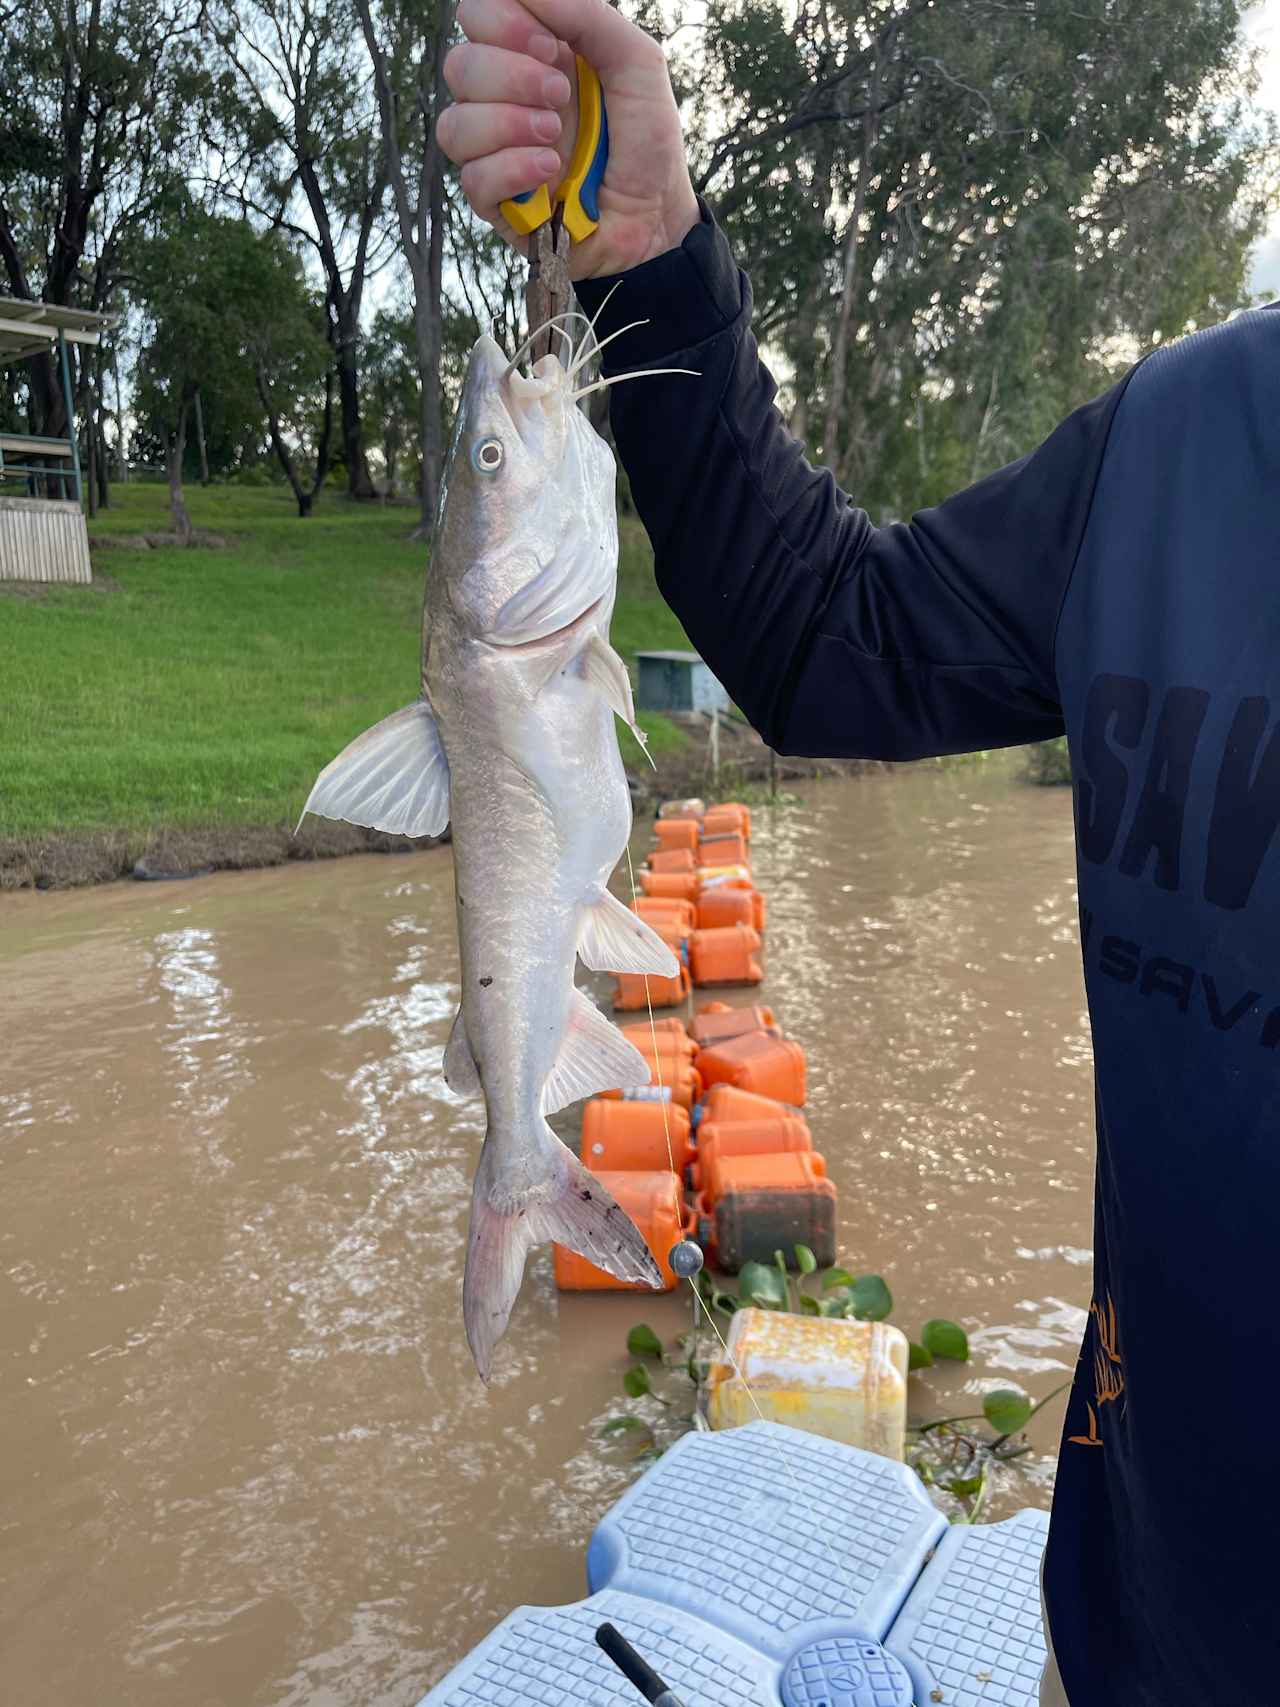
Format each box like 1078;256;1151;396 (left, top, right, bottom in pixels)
821;47;884;469
194;388;211;484
86;381;98;519
335;296;376;500
168;400;194;543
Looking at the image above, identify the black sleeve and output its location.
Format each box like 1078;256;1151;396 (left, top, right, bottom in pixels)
576;207;1134;761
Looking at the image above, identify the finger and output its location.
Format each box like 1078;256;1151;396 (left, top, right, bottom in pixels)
459;147;563;224
456;0;561;65
444;41;572;110
481;0;659;80
437;101;563;166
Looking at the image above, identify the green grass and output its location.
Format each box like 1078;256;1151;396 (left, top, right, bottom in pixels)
0;482;687;836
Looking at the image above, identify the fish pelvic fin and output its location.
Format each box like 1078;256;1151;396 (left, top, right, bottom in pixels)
541;988;651;1115
579;887;679;979
296;700;450;839
463;1130;663;1380
582;634;655;769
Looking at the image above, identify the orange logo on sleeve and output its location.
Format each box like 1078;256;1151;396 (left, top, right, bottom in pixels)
1069;1292;1125;1448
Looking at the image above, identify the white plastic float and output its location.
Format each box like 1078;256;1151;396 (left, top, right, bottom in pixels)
417;1420;1048;1707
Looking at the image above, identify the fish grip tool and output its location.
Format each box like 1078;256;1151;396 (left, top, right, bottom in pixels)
595;1622;689;1707
501;55;608;364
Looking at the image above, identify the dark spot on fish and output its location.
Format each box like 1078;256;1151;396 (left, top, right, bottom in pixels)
458;895;465;907
580;1189;592;1201
479;976;493;988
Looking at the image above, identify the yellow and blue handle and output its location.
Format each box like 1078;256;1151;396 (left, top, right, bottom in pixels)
501;55;608;243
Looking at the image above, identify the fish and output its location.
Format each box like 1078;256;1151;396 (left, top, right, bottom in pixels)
299;322;685;1379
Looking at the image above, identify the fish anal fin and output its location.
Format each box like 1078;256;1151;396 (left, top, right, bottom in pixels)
297;700;450;839
579;887;679;978
463;1135;663;1380
443;1007;482;1098
541;988;650;1115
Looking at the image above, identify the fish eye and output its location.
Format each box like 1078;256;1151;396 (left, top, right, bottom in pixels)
471;437;504;475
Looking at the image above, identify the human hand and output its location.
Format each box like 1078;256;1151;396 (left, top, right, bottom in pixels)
439;0;701;279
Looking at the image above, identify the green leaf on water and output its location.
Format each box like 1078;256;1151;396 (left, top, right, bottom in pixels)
983;1388;1032;1436
908;1340;934;1371
794;1244;818;1274
822;1267;855;1291
946;1474;984;1499
738;1260;787;1309
798;1292;820;1315
847;1274;893;1322
622;1364;652;1399
627;1324;664;1360
819;1296;850;1318
921;1319;970;1361
600;1416;650;1437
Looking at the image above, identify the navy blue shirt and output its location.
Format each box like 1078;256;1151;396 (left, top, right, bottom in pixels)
579;212;1280;1704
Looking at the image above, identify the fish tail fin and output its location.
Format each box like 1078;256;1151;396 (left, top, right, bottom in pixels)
463;1127;663;1381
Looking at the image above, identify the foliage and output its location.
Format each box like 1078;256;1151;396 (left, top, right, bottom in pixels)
1024;738;1072;787
609;1243;1066;1522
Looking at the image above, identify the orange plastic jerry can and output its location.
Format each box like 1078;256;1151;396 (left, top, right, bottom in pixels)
697;1031;806;1105
647;847;697;874
694;1117;817;1196
632;896;697;936
612;963;690;1012
689;1003;780;1048
619;1020;697;1060
697;833;749;868
705;1152;836;1273
703;803;750;840
695;885;765;933
581;1098;695;1173
652;818;700;853
688;924;763;988
697;1083;797;1125
553;1170;693;1291
640;869;701;902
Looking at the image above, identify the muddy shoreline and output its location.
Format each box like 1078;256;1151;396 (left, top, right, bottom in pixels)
1;718;871;892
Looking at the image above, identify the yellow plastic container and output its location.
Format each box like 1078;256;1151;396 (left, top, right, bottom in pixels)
704;1307;909;1461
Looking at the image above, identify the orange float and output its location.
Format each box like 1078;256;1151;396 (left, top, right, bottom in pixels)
647;848;697;874
652;818;699;853
581;1098;695;1173
697;833;749;868
697;1031;806;1105
699;1152;836;1272
695;1123;819;1200
688;924;763;988
689;1004;780;1048
695;886;766;932
613;963;690;1012
639;869;701;902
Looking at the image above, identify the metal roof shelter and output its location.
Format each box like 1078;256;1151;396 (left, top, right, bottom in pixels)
0;295;118;584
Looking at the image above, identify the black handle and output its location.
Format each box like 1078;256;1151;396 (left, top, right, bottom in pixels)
595;1623;686;1706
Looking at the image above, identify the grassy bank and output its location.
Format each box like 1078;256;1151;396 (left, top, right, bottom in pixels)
1;483;695;884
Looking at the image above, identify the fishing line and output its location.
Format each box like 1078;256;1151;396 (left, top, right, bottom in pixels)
619;841;861;1625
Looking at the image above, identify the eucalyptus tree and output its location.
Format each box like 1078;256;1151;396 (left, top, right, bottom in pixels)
205;0;391;501
0;0;202;438
669;0;1274;514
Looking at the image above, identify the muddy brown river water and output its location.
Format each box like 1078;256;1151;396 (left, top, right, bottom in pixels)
1;761;1095;1706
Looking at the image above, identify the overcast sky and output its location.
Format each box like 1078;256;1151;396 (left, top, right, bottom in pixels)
1246;0;1280;295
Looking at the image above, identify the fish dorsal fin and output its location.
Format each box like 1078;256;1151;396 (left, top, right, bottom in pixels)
297;700;450;839
443;1007;482;1098
541;989;650;1115
582;634;654;768
487;539;608;646
579;886;680;978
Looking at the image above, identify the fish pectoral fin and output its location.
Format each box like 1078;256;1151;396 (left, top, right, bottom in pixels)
486;540;606;646
583;635;655;770
463;1133;663;1380
296;700;450;839
579;887;680;979
443;1007;482;1098
541;988;651;1115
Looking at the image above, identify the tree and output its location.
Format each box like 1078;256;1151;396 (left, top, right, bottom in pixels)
206;0;390;501
356;0;455;532
0;0;201;439
136;210;328;536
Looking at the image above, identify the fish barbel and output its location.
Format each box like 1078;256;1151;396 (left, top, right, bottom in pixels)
301;327;682;1378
